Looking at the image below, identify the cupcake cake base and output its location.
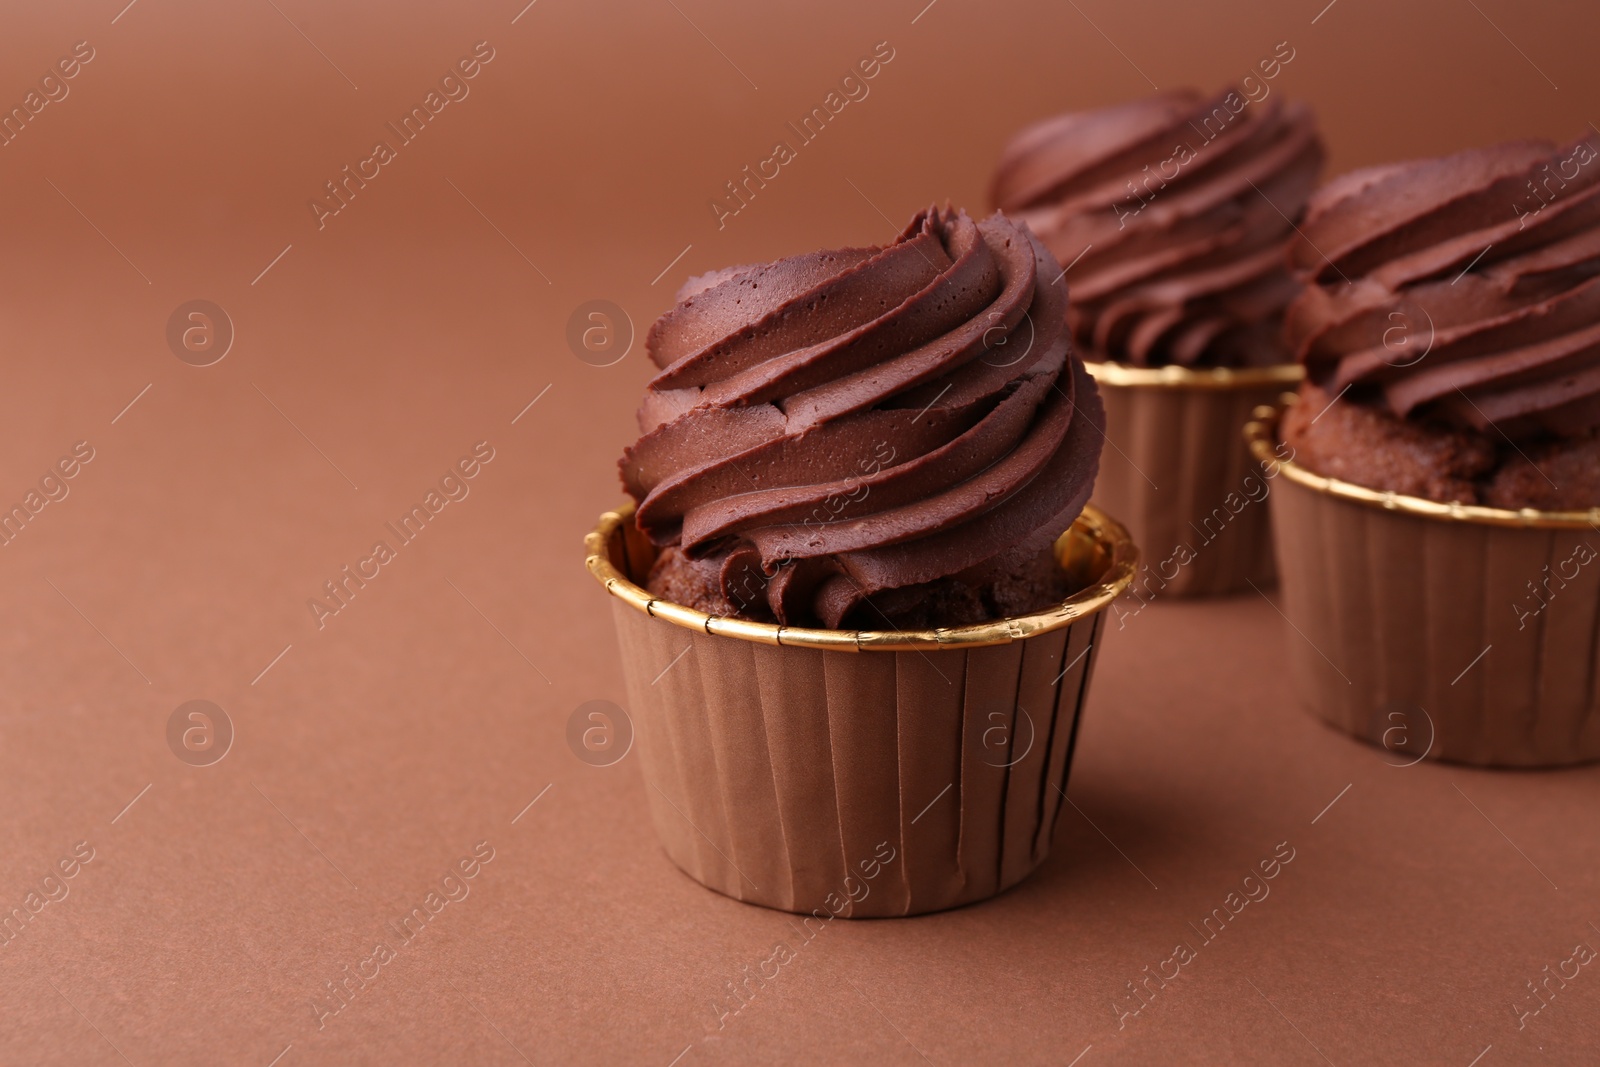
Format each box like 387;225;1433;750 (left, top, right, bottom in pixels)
643;542;1073;630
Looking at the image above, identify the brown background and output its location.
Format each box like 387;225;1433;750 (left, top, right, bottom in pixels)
1;0;1597;1063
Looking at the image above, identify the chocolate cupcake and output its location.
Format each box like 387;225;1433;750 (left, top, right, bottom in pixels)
1247;133;1600;766
992;86;1323;597
588;207;1137;915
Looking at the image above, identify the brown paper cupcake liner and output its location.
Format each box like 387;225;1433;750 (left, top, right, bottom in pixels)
586;503;1137;916
1089;360;1302;598
1246;398;1600;768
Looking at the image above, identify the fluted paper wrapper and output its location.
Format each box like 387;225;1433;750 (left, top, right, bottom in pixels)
1091;363;1299;598
1251;406;1600;768
589;505;1134;916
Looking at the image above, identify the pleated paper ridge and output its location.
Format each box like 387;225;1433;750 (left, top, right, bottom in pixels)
1268;475;1600;767
1091;378;1283;597
609;599;1105;916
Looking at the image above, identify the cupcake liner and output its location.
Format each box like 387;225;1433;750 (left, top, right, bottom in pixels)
588;503;1136;916
1247;399;1600;768
1090;361;1302;598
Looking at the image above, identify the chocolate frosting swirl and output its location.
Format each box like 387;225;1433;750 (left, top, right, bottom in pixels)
991;88;1324;367
618;207;1105;628
1284;134;1600;440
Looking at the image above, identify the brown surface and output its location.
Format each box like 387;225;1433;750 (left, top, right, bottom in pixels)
2;0;1599;1063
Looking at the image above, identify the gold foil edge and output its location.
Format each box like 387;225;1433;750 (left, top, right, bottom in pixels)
1088;359;1304;391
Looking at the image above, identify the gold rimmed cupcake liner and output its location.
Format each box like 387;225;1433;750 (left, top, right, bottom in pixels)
1086;360;1303;598
587;502;1139;915
1245;397;1600;767
1087;360;1305;390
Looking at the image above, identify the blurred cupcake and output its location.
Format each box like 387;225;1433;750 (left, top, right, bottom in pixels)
1248;133;1600;766
993;86;1323;598
588;207;1136;916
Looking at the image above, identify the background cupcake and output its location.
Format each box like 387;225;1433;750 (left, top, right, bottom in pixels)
993;86;1323;597
1252;133;1600;766
591;206;1137;915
